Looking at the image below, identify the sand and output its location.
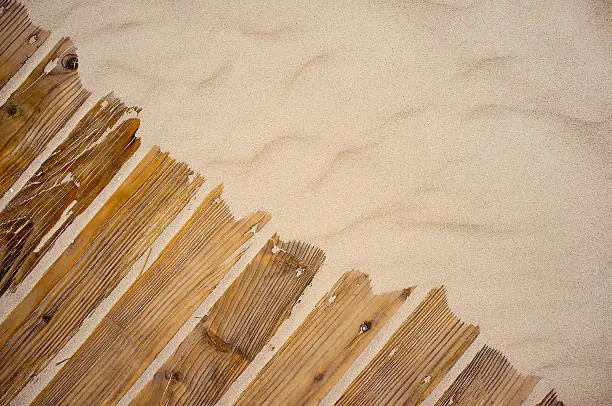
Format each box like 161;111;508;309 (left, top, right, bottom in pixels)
0;0;609;404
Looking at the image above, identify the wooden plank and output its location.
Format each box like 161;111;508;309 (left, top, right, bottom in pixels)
129;235;325;406
0;0;50;88
0;147;203;406
0;93;140;296
235;270;413;406
536;390;564;406
434;345;540;406
336;287;479;406
32;185;271;406
0;37;89;198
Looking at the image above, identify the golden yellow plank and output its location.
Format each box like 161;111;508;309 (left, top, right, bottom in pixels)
0;147;203;406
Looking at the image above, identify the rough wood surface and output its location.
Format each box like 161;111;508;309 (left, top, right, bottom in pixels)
0;37;89;198
536;390;564;406
0;93;140;296
235;270;413;406
434;345;540;406
0;147;203;406
32;185;271;406
130;235;325;406
336;287;479;406
0;0;50;88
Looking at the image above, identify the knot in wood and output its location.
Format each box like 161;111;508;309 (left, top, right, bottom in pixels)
5;103;19;117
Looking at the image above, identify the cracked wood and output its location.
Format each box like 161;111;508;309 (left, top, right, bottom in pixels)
130;235;325;406
235;270;413;406
0;0;50;88
336;287;479;406
0;147;203;406
0;93;140;296
434;345;540;406
0;37;89;198
33;184;271;406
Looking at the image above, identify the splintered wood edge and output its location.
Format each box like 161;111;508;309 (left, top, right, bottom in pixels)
0;0;51;88
234;270;413;406
0;92;141;295
0;36;90;198
335;286;479;406
129;235;324;406
0;146;204;406
434;345;540;406
31;185;271;406
536;390;564;406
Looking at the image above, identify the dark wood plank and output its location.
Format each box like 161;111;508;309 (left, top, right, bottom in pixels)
0;93;140;296
235;271;413;406
129;235;325;406
32;185;271;406
0;37;89;198
0;0;50;88
336;287;479;406
0;147;203;406
434;345;540;406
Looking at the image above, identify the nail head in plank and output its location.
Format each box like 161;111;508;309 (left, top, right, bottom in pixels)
0;36;90;198
130;234;325;406
235;270;413;406
0;92;140;296
336;287;479;406
0;147;203;406
32;185;270;406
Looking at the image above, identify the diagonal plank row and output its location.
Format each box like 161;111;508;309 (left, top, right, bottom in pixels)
0;2;559;405
0;37;90;197
335;287;480;406
0;0;50;87
0;92;140;296
0;147;203;406
235;271;413;406
129;235;325;406
33;184;271;405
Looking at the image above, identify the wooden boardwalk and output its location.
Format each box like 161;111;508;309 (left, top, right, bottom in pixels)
0;1;561;405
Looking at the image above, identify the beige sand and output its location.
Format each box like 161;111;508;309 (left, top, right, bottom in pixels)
0;0;609;404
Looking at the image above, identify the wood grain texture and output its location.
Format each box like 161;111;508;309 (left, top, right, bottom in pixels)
32;185;271;406
0;147;203;406
130;235;325;406
0;0;50;88
336;287;479;406
0;93;140;296
434;345;540;406
0;36;89;198
235;270;413;406
536;390;564;406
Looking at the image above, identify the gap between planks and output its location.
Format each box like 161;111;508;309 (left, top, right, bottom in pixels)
0;147;203;406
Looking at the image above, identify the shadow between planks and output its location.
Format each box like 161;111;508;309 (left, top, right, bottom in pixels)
0;2;556;405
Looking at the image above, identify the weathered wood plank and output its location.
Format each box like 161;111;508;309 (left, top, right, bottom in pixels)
235;270;413;406
32;185;271;406
0;37;89;198
0;147;203;406
0;0;50;88
129;235;325;406
0;93;140;296
434;345;540;406
336;287;479;406
536;390;564;406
